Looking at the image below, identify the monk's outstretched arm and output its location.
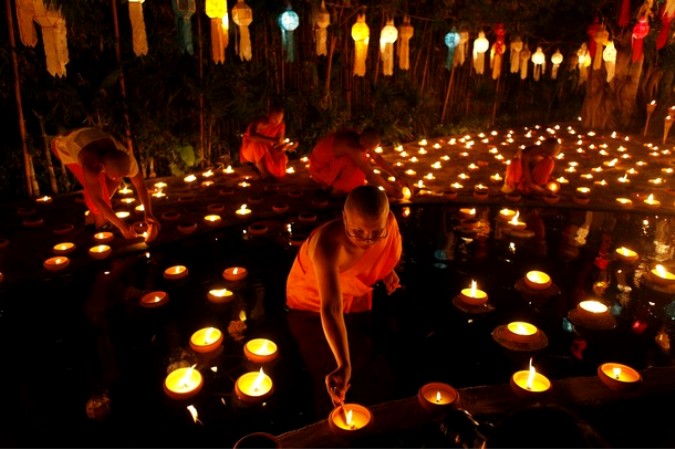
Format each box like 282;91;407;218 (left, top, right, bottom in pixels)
346;149;399;197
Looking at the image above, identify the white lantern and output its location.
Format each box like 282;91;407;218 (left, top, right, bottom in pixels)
509;36;523;73
380;20;398;76
602;41;617;82
33;0;68;77
472;31;489;74
550;49;563;79
519;44;531;80
279;8;300;62
531;46;546;81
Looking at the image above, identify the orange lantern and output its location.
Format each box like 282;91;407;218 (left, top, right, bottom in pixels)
315;0;330;56
397;16;414;70
351;14;370;76
15;0;37;47
205;0;229;64
550;49;563;79
128;0;148;56
231;0;253;61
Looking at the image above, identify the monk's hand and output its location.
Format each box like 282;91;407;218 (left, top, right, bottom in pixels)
382;271;401;295
326;365;351;407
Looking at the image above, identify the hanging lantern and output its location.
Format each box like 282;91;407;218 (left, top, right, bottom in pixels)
444;31;461;70
351;14;370;77
128;0;148;56
587;17;600;60
592;26;609;70
379;19;398;76
472;31;489;75
632;16;650;62
315;0;330;57
656;1;675;50
231;0;253;61
279;6;299;63
531;46;546;81
490;23;506;80
603;41;617;82
172;0;196;55
550;49;563;80
454;31;469;67
16;0;37;47
397;16;414;71
33;0;68;78
206;0;229;64
577;43;591;85
519;44;531;80
509;36;523;73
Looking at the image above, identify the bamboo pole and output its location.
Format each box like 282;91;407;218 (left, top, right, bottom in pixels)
6;0;35;197
440;65;456;124
491;74;501;126
196;0;205;166
34;110;59;193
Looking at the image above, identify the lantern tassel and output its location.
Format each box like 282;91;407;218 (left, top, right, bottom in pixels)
316;27;328;56
128;2;148;57
238;25;252;61
397;17;413;71
177;17;194;55
282;29;295;62
446;46;456;70
354;40;368;76
16;0;37;47
519;45;530;80
509;39;522;73
210;19;226;64
454;31;468;67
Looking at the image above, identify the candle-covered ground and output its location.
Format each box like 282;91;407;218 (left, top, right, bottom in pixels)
1;125;675;447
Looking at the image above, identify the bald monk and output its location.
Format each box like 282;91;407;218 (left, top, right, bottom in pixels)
286;185;402;417
309;127;406;197
501;136;562;195
239;103;295;179
51;127;159;239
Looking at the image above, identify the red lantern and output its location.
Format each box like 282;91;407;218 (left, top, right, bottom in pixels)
632;17;650;62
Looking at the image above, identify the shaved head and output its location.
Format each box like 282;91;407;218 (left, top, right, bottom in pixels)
344;185;389;221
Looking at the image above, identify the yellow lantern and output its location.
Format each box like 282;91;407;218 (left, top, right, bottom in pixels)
315;0;330;56
33;0;68;77
128;0;148;57
231;0;253;61
351;14;370;76
472;31;489;74
16;0;37;47
397;16;414;70
531;46;546;81
380;19;398;76
550;49;563;79
577;43;591;85
206;0;229;64
602;41;616;82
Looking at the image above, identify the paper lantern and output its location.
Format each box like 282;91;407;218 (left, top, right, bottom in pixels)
603;41;616;82
232;0;253;61
519;44;531;80
454;31;469;67
657;3;675;50
33;0;69;77
550;49;563;79
444;31;461;70
632;17;650;63
397;16;413;70
128;0;148;56
380;19;398;76
351;14;370;77
592;27;609;70
509;36;523;73
531;46;545;81
16;0;37;47
587;17;600;59
205;0;229;64
172;0;196;55
490;23;506;80
279;7;299;62
472;31;489;74
577;43;591;84
315;0;330;56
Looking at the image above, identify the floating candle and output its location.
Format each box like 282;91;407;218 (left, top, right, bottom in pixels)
164;265;188;280
223;266;248;282
203;214;222;226
644;194;661;208
53;242;76;255
615;198;633;208
506;321;539;344
511;360;551;396
524;271;551;290
207;288;234;304
328;403;373;434
236;204;252;218
88;244;112;260
140;291;169;308
417;382;459;413
244;338;279;364
43;256;70;271
648;264;675;286
459;280;488;306
164;365;203;400
234;368;274;402
597;362;642;391
189;327;223;353
615;247;638;263
94;232;114;244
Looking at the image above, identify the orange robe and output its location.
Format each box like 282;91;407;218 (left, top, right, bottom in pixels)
286;212;402;313
503;150;555;194
309;131;366;193
239;120;288;178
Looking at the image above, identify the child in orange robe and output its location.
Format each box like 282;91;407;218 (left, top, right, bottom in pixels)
502;137;562;195
239;103;293;179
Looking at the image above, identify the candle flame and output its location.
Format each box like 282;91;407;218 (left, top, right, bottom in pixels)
346;408;353;427
187;405;201;424
239;310;247;322
436;390;441;403
252;367;265;392
180;365;197;390
204;327;215;344
509;211;520;225
613;367;622;380
527;358;536;390
470;280;477;297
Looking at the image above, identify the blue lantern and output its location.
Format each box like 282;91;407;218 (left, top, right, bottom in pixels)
444;31;460;70
279;8;300;62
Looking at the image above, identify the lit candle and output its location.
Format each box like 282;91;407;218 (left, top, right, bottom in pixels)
615;197;633;208
508;212;527;230
524;270;551;290
203;214;222;226
223;266;248;282
43;256;70;271
201;180;214;188
649;264;675;286
164;265;188;280
183;174;197;184
644;194;661;208
499;208;516;221
53;242;76;255
118;185;133;195
236;204;252;218
119;197;135;205
115;211;130;219
234;367;274;402
223;165;235;174
35;195;52;205
579;300;609;315
459;280;488;306
417;382;459;413
489;173;503;183
164;365;203;400
506;321;539;343
597;362;642;391
154;181;167;190
473;184;489;199
459;208;476;219
207;288;234;304
328;403;373;434
615;247;638;263
88;244;112;260
244;338;279;364
510;359;551;396
94;231;114;244
140;290;169;308
189;327;223;353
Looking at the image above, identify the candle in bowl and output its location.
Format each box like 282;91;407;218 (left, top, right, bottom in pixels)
459;280;488;306
417;382;459;413
164;265;188;280
164;365;203;400
506;321;539;344
203;214;222;226
459;208;476;219
648;264;675;286
35;195;53;205
94;231;114;244
189;327;223;354
244;338;279;364
524;270;551;291
234;368;274;403
597;362;642;391
43;256;70;271
508;212;527;230
510;361;551;397
473;184;489;200
615;198;633;208
571;299;614;329
328;403;373;434
498;208;516;221
644;194;661;208
88;244;112;260
207;288;234;304
140;290;169;309
53;242;76;255
248;223;269;236
236;204;252;219
223;266;248;282
573;187;591;205
615;247;639;263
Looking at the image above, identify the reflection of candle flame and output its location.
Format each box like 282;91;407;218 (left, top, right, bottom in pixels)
187;405;201;424
509;211;520;225
613;367;622;380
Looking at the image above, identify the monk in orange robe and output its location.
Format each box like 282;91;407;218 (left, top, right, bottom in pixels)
309;127;406;197
239;103;294;179
501;137;562;195
286;185;402;417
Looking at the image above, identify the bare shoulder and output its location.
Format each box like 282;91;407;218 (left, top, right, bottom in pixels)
311;220;344;266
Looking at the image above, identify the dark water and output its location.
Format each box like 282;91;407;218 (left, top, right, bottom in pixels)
2;202;675;447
